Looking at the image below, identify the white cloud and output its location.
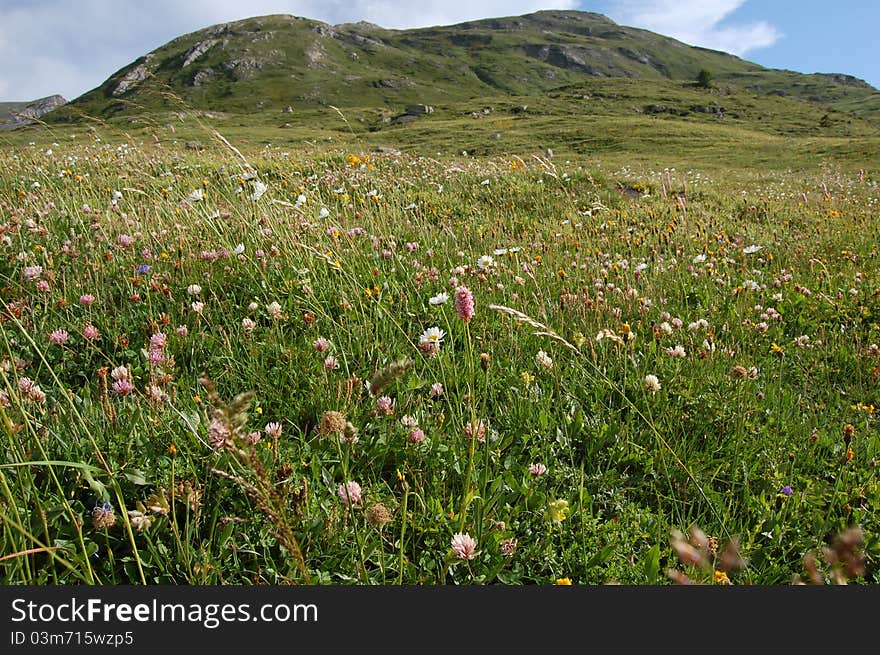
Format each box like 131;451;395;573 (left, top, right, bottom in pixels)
0;0;577;101
605;0;781;56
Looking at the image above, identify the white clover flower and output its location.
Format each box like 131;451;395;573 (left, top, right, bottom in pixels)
644;374;661;394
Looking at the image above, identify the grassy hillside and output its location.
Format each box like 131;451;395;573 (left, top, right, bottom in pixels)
46;10;880;127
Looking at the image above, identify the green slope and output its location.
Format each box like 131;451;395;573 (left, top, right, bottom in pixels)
48;10;880;126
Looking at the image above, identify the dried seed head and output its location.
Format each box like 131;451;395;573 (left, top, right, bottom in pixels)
319;410;347;437
368;358;413;397
730;365;748;379
366;503;392;529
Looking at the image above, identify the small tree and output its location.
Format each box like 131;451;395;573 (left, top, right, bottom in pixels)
695;69;714;89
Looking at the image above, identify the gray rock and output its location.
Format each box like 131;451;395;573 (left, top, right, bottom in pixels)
113;54;155;96
182;39;219;68
405;104;434;115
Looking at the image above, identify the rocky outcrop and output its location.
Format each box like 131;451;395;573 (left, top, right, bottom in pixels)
18;94;67;119
113;54;155;96
0;95;67;130
314;23;385;48
182;39;220;68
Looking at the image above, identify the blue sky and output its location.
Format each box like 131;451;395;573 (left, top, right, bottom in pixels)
0;0;877;101
590;1;880;88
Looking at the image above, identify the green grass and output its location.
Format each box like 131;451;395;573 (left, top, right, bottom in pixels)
0;109;878;586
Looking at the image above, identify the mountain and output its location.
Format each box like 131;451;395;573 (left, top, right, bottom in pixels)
0;95;67;130
46;10;880;131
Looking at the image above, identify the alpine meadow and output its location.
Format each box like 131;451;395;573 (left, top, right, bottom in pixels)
1;10;878;586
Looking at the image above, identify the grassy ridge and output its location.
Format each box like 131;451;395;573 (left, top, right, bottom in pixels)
45;10;880;125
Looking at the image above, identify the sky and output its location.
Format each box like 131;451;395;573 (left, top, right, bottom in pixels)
0;0;877;102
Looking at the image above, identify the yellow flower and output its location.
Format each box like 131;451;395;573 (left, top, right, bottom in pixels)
520;371;535;385
555;577;572;585
546;498;569;523
713;570;731;585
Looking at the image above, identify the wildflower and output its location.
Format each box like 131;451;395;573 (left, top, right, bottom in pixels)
713;570;732;585
267;301;283;320
400;415;419;428
376;396;394;415
79;293;95;306
535;350;553;369
464;419;487;442
127;510;152;533
249;181;268;201
187;284;202;296
232;243;245;255
546;498;569;523
241;317;256;332
743;245;763;255
111;378;133;396
135;263;150;275
429;291;449;305
555;577;573;585
770;342;784;356
409;428;426;444
843;424;855;444
324;355;339;370
596;328;625;345
319;410;347;437
36;280;50;292
145;384;168;403
529;463;547;477
191;301;204;314
150;333;167;349
454;286;475;322
477;255;495;270
110;366;129;381
780;485;793;497
91;500;116;530
22;265;43;281
500;538;518;557
48;329;70;345
450;533;479;560
313;337;330;352
520;371;535;385
176;325;188;337
208;418;231;449
644;374;661;394
264;422;282;438
429;382;444;398
419;326;445;356
665;345;686;358
338;481;362;507
26;385;46;404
